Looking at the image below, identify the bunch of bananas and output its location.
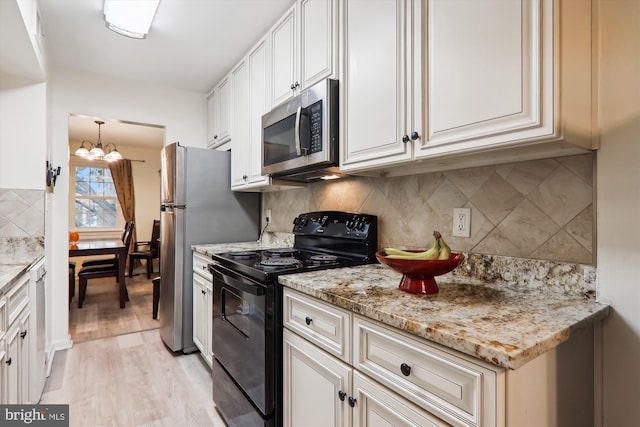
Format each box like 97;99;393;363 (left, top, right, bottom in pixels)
383;231;451;260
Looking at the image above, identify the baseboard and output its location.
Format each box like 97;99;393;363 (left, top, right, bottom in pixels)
46;336;73;377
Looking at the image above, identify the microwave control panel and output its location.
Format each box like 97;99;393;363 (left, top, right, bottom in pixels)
308;101;322;153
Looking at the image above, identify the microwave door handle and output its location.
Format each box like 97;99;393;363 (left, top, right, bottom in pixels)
294;105;302;156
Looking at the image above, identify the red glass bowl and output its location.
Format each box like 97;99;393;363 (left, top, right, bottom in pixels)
375;251;465;294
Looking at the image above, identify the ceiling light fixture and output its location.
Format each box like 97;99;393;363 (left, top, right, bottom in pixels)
75;120;123;162
103;0;160;39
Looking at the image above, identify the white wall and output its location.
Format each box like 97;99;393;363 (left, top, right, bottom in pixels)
46;66;206;350
0;75;46;190
595;1;640;426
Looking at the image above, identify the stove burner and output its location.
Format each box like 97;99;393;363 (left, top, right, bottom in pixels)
309;254;339;264
227;251;258;259
265;248;298;257
259;258;302;269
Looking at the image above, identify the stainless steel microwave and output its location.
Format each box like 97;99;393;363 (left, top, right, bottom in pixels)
261;79;338;181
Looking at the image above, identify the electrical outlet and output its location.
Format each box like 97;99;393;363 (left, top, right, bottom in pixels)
452;208;471;238
264;208;272;226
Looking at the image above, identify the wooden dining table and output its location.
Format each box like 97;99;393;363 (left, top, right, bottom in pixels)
69;239;128;308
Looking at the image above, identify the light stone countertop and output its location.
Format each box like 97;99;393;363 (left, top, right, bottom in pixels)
278;263;610;370
0;237;45;293
191;238;610;370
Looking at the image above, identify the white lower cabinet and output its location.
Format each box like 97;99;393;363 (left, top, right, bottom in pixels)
0;271;33;404
283;287;596;427
283;288;458;427
192;253;213;367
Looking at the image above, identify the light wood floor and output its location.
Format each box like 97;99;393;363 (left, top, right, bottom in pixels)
41;267;225;426
68;268;160;343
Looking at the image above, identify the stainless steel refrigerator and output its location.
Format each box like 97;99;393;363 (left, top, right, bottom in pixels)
159;142;260;352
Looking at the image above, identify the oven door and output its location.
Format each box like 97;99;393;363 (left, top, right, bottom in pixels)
211;264;275;423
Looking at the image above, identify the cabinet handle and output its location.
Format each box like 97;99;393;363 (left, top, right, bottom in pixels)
5;357;11;366
400;363;411;376
411;131;420;140
290;82;300;90
348;396;357;407
402;134;410;143
20;330;27;339
338;391;346;401
305;316;313;326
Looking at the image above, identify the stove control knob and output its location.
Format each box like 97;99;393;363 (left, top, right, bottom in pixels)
320;216;329;226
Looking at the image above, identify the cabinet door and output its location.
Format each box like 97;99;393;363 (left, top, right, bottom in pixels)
247;37;271;186
352;371;449;427
217;75;232;143
418;0;552;156
18;311;30;404
206;88;219;147
298;0;337;89
0;343;6;403
283;329;351;427
5;325;19;404
340;0;419;170
192;274;207;356
270;5;297;107
231;59;250;188
205;283;213;364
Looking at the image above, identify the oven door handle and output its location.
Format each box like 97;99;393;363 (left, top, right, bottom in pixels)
216;269;266;296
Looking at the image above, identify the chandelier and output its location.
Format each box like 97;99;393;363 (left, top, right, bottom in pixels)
74;120;123;162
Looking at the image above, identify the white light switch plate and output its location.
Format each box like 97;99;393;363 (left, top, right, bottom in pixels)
452;208;471;238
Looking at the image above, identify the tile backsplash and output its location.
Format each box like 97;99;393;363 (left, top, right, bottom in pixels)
0;189;45;238
264;154;594;264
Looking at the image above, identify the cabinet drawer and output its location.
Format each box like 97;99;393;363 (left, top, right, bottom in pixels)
193;252;213;279
353;315;498;427
6;274;29;326
283;288;351;363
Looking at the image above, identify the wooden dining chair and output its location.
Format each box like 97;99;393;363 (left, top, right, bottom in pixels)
128;219;160;279
81;221;134;268
77;221;135;308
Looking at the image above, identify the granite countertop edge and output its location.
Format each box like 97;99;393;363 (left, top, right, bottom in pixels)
0;254;45;293
278;264;610;370
191;241;610;370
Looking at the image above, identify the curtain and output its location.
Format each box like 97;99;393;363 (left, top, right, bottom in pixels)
109;159;137;261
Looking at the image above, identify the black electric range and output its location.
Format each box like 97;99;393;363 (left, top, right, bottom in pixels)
208;211;377;427
210;210;378;282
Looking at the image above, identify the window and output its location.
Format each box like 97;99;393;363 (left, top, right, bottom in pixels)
74;166;118;228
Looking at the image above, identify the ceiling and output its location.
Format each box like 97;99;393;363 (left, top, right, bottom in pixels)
37;0;294;148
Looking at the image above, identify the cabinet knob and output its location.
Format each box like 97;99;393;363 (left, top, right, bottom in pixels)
400;363;411;376
411;131;420;140
5;357;11;366
202;289;206;295
402;134;410;143
20;330;27;339
214;135;218;140
338;391;346;401
348;396;357;408
290;81;300;90
243;175;248;180
305;316;313;326
290;83;295;90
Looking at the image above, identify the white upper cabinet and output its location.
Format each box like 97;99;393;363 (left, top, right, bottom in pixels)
417;0;594;161
231;37;272;190
340;0;594;177
340;0;422;171
269;0;338;107
206;74;231;148
270;5;297;107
